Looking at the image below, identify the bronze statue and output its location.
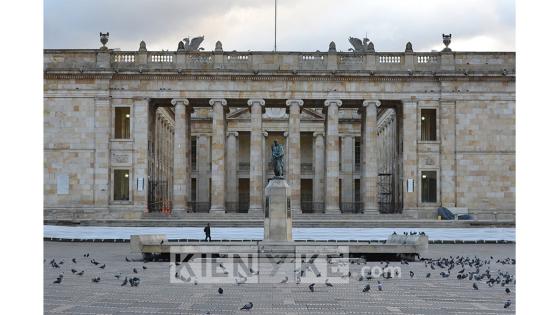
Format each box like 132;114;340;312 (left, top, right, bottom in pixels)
271;140;284;178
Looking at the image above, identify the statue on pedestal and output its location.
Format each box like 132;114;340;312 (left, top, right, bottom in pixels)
271;140;284;178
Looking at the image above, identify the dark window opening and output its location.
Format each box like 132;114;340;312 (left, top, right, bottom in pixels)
420;109;436;141
114;169;130;201
115;107;131;139
421;171;437;203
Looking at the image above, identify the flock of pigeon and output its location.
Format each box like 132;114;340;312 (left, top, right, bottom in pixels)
47;253;146;288
46;250;515;312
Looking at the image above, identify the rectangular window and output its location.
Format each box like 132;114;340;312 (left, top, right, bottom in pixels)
355;138;361;170
114;169;130;201
191;137;197;171
420;109;436;141
115;107;131;139
421;171;437;203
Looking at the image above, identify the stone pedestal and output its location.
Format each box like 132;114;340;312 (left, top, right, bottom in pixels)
264;178;292;241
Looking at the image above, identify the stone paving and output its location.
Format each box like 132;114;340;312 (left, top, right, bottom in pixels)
44;242;515;314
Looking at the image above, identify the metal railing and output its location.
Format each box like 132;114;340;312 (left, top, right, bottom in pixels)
225;201;250;213
340;202;363;213
189;202;210;213
301;202;325;213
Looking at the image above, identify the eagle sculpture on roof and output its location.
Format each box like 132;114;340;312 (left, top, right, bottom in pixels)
178;36;205;51
348;37;375;52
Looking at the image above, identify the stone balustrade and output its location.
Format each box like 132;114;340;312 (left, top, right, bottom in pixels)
44;49;515;74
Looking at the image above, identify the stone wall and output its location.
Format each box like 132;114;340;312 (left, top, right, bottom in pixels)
43;48;516;222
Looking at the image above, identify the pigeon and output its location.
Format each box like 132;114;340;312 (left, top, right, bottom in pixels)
473;283;479;290
133;268;138;274
121;277;128;286
309;283;315;292
218;287;223;294
99;264;106;269
280;276;288;284
363;284;371;292
53;277;62;284
409;271;414;278
71;269;77;274
72;258;77;264
240;302;253;311
129;277;140;287
325;279;333;287
505;288;511;294
377;281;383;291
504;299;511;308
92;277;101;283
426;273;431;278
142;266;147;270
114;274;121;279
77;270;84;276
125;257;130;262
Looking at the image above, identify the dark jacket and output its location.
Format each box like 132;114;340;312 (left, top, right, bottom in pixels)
204;226;210;235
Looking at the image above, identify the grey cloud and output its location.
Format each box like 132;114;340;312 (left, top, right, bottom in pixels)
44;0;514;52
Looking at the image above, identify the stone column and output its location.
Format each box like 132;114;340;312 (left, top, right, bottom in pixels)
93;97;111;208
210;98;227;213
312;132;325;212
323;99;342;213
226;131;239;211
286;99;303;213
248;99;265;212
440;101;456;207
340;135;354;206
402;100;418;210
171;98;190;214
360;100;380;213
196;134;211;208
133;97;150;212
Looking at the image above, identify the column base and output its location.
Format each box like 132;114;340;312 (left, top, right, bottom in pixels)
209;206;225;213
362;208;380;214
324;207;340;214
172;208;188;218
248;206;263;213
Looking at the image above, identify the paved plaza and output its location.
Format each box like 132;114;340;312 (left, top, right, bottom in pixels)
44;242;515;314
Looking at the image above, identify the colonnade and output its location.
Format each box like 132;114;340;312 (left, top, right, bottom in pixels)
170;98;381;214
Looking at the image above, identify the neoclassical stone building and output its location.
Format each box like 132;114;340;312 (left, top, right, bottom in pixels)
44;36;515;222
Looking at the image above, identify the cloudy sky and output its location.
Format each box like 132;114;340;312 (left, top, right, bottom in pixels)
44;0;515;52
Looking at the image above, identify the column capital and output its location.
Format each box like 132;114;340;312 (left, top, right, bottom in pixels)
286;99;304;107
313;131;325;138
262;131;269;137
248;99;265;107
363;100;381;108
171;98;189;107
209;98;227;107
283;131;289;137
196;133;211;138
227;131;239;137
341;134;354;139
324;99;342;107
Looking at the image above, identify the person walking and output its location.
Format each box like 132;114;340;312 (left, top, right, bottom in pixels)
204;223;211;241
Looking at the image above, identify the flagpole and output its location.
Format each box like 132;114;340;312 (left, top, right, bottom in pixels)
274;0;277;51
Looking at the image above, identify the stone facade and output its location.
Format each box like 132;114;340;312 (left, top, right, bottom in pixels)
43;46;515;221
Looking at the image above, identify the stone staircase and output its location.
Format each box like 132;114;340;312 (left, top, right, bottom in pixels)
133;211;417;227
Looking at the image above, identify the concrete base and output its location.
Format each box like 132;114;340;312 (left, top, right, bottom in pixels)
264;179;292;241
135;235;430;258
